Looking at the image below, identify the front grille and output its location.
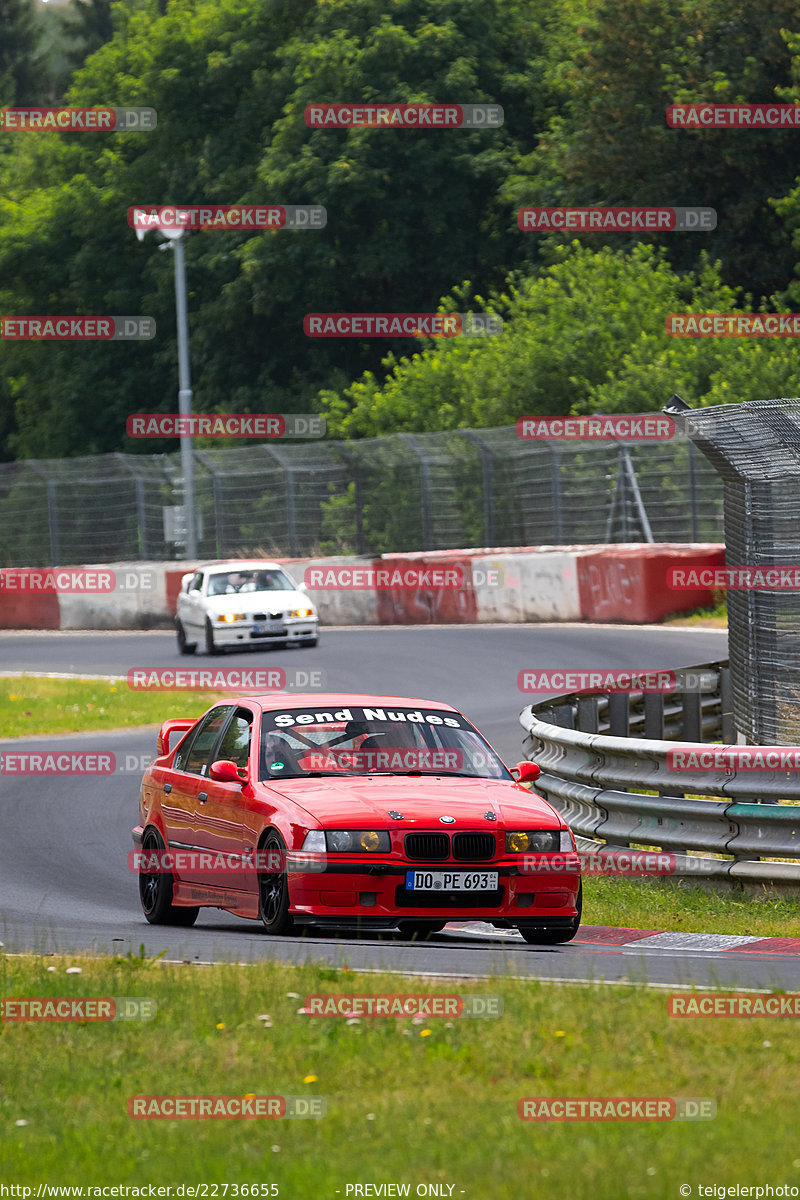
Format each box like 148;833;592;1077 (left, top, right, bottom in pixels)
404;833;450;861
452;832;495;861
395;885;503;909
253;613;267;621
253;612;285;621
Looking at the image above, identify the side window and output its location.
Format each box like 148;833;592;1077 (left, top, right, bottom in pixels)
215;709;253;771
175;707;233;776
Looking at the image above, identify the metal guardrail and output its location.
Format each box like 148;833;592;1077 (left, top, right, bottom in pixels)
519;660;800;890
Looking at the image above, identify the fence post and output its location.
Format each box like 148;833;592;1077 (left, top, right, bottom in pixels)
688;440;699;541
399;434;433;550
261;446;298;556
459;430;496;546
28;462;60;565
550;445;564;542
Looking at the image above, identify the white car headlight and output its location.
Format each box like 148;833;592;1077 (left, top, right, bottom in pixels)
289;607;315;618
217;613;246;623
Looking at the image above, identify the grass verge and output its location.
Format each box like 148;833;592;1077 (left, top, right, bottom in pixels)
2;953;800;1192
0;677;229;738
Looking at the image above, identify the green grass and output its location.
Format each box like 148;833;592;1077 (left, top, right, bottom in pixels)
583;874;800;937
665;591;728;627
0;677;230;738
2;953;800;1192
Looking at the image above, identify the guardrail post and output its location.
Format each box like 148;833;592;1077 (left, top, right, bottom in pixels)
553;703;575;729
644;692;665;739
682;690;702;741
607;693;630;736
720;665;735;744
577;696;599;733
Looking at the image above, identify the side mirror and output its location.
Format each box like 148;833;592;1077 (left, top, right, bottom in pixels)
511;760;541;784
209;759;247;785
296;581;308;593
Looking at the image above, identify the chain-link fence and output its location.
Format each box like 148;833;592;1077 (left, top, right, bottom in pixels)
0;425;724;567
670;396;800;746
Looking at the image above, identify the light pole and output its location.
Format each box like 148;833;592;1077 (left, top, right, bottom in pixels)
135;221;198;559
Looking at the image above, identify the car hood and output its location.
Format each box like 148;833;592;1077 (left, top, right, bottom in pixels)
203;589;311;614
263;774;561;829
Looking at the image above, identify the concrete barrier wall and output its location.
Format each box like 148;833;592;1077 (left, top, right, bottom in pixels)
0;543;725;630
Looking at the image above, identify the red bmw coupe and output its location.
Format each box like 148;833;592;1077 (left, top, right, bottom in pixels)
133;693;582;943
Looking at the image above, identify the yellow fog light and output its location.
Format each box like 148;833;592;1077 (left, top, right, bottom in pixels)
507;832;531;853
359;831;382;852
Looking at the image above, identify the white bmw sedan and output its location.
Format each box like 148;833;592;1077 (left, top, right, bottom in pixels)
175;560;318;655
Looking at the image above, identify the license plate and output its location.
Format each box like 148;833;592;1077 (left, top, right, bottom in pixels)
252;625;261;634
405;870;498;891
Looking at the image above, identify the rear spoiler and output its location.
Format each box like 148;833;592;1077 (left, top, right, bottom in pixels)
157;718;196;757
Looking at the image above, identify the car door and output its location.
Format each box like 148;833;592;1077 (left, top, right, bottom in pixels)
180;570;205;638
160;705;234;883
189;706;256;892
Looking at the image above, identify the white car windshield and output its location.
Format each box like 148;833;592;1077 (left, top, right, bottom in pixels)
259;705;511;781
206;569;294;596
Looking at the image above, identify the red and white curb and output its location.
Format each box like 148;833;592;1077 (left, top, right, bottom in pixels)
445;922;800;954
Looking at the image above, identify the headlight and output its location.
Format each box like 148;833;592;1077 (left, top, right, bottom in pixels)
217;613;246;623
505;830;561;853
301;830;326;853
325;830;390;853
289;608;315;618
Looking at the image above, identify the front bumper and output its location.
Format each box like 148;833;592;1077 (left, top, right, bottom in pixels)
287;858;581;922
212;618;317;646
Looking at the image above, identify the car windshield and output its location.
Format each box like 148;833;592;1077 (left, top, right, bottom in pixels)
206;569;294;596
259;705;511;781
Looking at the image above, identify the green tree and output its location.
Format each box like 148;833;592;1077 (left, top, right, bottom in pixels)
0;0;40;104
0;0;568;460
504;0;800;299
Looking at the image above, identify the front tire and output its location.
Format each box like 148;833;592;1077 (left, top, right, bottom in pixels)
176;619;197;656
139;827;199;926
205;618;222;656
518;883;582;945
258;832;294;935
